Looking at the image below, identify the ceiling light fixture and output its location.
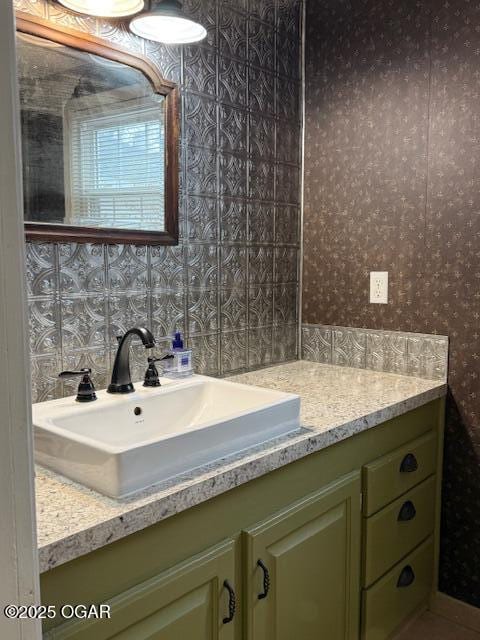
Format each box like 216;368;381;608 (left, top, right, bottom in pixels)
130;0;207;45
57;0;144;18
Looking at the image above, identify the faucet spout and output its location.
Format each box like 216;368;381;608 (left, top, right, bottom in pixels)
107;327;155;394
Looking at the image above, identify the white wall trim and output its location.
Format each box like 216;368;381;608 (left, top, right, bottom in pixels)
0;3;41;639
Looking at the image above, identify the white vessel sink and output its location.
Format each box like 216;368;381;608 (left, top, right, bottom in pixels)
33;375;300;498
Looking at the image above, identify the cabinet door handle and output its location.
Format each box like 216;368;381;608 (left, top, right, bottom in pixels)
399;453;418;473
397;565;415;588
257;559;270;600
222;580;236;624
398;500;417;522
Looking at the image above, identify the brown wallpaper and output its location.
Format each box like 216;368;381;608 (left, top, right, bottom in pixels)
304;0;480;606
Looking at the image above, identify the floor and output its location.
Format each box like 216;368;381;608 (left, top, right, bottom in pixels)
395;612;480;639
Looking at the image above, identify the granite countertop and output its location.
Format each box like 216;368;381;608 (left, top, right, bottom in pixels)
35;360;447;573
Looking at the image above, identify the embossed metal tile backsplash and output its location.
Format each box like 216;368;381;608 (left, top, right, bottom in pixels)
302;324;449;381
21;0;303;402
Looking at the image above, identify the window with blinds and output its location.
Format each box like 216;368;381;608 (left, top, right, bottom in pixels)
66;99;165;231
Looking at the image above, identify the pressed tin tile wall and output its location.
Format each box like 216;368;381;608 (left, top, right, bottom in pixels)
303;0;480;609
302;325;449;380
19;0;303;401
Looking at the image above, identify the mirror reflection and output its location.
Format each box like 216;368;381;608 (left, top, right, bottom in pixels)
17;32;166;232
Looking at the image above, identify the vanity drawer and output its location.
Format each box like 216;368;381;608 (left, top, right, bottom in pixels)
362;431;437;516
363;475;436;587
361;536;434;640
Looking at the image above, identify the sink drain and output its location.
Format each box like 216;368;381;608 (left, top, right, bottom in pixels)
134;407;142;416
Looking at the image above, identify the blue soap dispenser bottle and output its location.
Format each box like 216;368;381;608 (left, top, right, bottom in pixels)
165;331;193;378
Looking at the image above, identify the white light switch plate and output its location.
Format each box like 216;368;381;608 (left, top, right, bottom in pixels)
370;271;388;304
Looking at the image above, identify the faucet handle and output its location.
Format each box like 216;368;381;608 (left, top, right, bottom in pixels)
59;368;97;403
143;357;161;388
143;355;174;388
59;367;91;376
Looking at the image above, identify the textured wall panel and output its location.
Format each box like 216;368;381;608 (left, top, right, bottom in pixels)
20;0;303;399
302;324;449;381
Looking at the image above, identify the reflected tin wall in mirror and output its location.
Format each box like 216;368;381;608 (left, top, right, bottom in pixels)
16;14;179;245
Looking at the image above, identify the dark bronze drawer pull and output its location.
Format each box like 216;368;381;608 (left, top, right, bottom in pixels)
397;565;415;588
223;580;236;624
257;559;270;600
398;500;417;522
400;453;418;473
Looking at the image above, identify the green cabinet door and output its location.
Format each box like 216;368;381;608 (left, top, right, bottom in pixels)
45;539;237;640
244;472;361;640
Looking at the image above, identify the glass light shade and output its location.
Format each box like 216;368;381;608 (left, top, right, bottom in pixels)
57;0;144;18
130;3;207;44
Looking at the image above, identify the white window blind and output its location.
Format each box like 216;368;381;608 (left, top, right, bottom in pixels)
67;100;165;230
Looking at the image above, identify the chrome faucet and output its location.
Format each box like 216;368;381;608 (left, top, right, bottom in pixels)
108;327;155;394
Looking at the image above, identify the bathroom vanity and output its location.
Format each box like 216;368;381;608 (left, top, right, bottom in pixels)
36;361;446;640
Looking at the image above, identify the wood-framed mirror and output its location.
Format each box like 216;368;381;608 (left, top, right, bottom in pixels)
15;12;179;245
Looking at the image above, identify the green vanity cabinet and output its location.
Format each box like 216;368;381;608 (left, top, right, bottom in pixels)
362;537;435;640
41;398;445;640
244;473;361;640
45;539;237;640
362;476;437;587
362;431;438;517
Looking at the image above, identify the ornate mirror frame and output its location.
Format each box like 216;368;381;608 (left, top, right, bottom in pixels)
16;12;180;245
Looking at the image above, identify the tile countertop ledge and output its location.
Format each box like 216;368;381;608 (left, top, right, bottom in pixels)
35;360;447;573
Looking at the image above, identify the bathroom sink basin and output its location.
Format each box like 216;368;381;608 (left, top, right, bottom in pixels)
33;375;300;498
